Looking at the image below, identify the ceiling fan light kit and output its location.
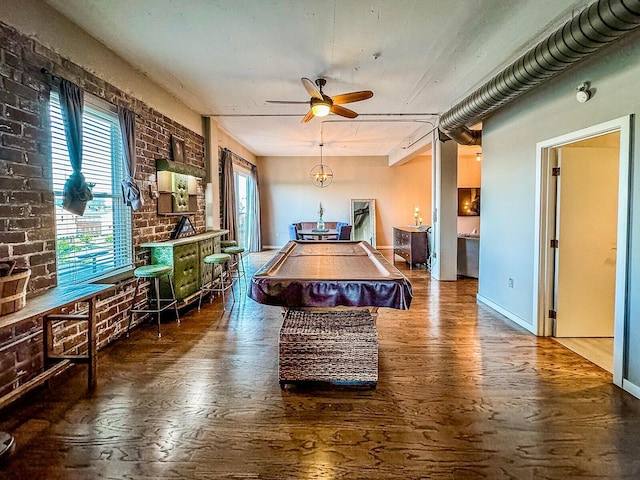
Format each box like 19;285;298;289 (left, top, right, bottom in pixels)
310;98;331;117
267;77;373;123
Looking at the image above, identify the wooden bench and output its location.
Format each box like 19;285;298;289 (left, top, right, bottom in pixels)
0;283;114;410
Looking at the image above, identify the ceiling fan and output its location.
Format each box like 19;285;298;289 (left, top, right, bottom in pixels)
267;78;373;123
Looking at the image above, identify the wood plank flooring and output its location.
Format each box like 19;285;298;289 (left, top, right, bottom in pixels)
1;250;640;479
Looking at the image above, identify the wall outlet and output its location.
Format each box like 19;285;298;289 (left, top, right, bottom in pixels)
276;232;280;238
508;278;514;288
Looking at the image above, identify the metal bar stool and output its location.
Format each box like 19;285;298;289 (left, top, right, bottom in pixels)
220;239;237;249
198;253;235;311
127;264;179;338
223;246;247;289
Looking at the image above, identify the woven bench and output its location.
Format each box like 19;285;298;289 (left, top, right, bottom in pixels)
279;309;378;388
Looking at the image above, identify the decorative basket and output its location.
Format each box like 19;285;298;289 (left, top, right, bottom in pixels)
0;268;31;316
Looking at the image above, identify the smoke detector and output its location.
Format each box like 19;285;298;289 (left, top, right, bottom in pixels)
576;83;591;103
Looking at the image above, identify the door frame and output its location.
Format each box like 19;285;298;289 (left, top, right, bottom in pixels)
532;115;631;386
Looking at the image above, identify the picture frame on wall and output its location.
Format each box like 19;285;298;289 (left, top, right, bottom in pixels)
458;187;481;216
171;135;185;164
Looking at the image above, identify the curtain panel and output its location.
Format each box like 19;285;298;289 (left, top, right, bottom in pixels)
59;79;93;216
248;166;262;252
118;107;143;211
221;148;238;241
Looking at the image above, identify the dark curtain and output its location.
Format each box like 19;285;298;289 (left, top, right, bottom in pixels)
59;79;93;216
221;148;237;241
248;165;262;251
118;107;143;211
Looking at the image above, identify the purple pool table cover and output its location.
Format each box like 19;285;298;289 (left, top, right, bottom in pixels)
249;241;413;309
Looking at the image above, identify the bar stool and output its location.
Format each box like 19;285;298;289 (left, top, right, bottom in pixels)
223;246;247;289
220;239;237;249
198;253;235;311
127;264;179;338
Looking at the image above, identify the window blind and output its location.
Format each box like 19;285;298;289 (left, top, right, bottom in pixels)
50;91;133;285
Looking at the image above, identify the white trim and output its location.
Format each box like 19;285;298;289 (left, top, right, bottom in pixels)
477;294;536;334
613;116;631;387
533;115;632;389
622;380;640;400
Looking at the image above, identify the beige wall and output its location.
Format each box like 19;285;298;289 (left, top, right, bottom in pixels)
258;154;431;248
218;129;257;164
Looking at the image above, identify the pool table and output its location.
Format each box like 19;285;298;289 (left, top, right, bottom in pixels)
248;241;412;310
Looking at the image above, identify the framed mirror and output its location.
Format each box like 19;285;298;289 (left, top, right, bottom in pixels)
350;199;376;247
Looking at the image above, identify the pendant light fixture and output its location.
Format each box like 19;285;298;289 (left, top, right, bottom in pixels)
309;143;333;188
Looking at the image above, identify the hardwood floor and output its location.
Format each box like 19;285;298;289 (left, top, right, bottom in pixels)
1;250;640;479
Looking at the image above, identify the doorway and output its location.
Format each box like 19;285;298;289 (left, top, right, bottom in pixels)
534;116;631;387
233;165;259;252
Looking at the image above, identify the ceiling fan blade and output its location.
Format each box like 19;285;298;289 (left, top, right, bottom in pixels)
301;78;323;100
266;100;310;104
330;104;358;119
301;109;315;123
331;90;374;105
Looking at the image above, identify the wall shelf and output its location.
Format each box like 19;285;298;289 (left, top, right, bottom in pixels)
155;158;204;216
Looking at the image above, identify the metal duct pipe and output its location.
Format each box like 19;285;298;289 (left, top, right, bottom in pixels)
439;0;640;145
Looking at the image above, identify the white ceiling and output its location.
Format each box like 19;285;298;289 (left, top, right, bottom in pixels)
45;0;588;158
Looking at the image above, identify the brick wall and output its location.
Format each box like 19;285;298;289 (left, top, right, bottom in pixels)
0;21;206;398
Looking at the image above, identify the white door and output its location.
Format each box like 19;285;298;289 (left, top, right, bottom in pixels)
553;132;620;337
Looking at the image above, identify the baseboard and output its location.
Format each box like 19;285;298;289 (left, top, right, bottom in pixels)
476;293;536;334
622;379;640;400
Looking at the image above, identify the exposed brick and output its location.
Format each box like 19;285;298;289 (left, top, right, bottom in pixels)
0;365;17;392
11;217;41;230
0;87;17;107
0;328;12;344
22;71;49;93
0;19;207;402
4;77;38;101
0;176;26;190
30;206;53;217
0;231;25;243
0;203;26;219
0;117;21;135
13;318;40;337
29;263;51;279
30;275;55;291
0;147;24;162
11;162;43;177
23;151;48;166
0;351;16;371
27;177;50;191
12;242;44;256
23;124;48;141
9;191;42;203
18;97;42;114
2;133;37;151
15;339;41;363
34;42;61;64
27;252;55;268
4;105;38;125
26;227;55;241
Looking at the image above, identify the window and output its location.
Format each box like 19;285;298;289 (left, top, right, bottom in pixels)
234;169;249;249
50;91;133;285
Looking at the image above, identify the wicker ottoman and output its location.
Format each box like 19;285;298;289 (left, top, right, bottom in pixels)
279;309;378;388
